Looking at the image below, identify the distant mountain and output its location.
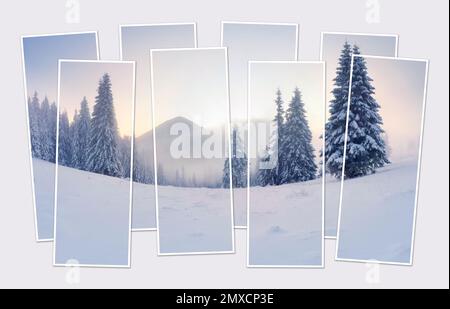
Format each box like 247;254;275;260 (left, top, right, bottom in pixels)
135;117;228;187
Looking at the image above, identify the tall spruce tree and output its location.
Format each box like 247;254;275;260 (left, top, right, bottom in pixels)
73;97;91;170
86;73;123;177
269;89;285;185
323;41;352;178
58;111;72;166
222;127;247;188
279;87;317;183
344;47;389;178
255;89;285;186
28;92;42;159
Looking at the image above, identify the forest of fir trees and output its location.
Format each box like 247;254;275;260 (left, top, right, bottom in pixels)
28;74;154;184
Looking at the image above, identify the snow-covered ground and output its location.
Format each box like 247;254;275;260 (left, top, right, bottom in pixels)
132;182;156;230
248;178;323;266
324;175;342;237
157;185;234;254
33;159;56;240
336;160;419;264
53;160;131;266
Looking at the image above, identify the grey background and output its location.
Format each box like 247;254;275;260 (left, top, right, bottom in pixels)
0;0;448;288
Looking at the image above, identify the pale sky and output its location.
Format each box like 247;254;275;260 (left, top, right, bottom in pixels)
249;62;324;161
120;24;196;137
321;33;397;117
151;48;229;128
222;23;298;123
358;57;427;162
23;33;98;103
59;61;135;138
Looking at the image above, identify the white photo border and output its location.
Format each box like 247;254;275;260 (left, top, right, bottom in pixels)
335;55;429;266
150;47;236;256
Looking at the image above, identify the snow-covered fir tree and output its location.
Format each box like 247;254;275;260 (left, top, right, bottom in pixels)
86;73;123;177
73;97;91;170
28;92;42;159
323;41;352;178
269;89;285;185
58;111;72;166
69;110;79;168
38;97;52;162
118;136;131;179
48;102;57;163
255;89;286;186
222;127;247;188
344;46;389;178
279;87;317;183
132;146;154;184
255;145;273;186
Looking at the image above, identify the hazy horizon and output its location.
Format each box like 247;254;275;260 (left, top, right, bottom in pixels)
222;23;298;123
120;24;196;137
358;57;427;162
151;48;229;128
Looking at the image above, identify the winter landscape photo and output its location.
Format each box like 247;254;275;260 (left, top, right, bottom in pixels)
120;23;196;230
151;48;234;254
22;32;98;241
54;61;135;267
248;62;324;267
336;56;428;264
320;33;398;237
221;22;298;227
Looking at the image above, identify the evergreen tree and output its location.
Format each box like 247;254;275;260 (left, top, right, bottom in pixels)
255;145;274;186
222;128;247;188
323;41;352;178
132;149;154;184
344;47;389;178
269;89;285;185
255;89;286;187
279;87;317;183
86;74;123;177
73;97;92;170
58;111;72;166
48;102;57;163
39;96;52;161
69;110;79;168
28;92;42;159
118;136;131;179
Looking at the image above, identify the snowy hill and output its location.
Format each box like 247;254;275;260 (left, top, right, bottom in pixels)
53;159;131;266
36;159;233;258
337;160;419;264
248;177;323;266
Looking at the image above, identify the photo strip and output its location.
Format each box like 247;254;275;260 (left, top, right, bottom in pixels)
247;61;325;267
336;56;428;265
221;21;299;228
21;32;99;241
320;32;398;238
120;23;197;231
151;48;234;255
53;60;135;267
